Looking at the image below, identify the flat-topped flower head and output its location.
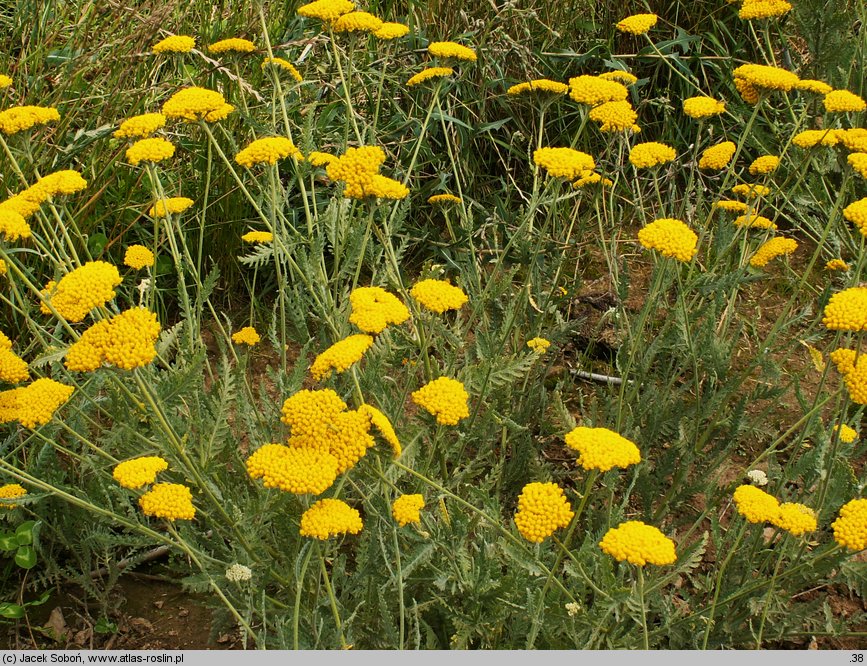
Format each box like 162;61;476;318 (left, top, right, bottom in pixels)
838;128;867;152
406;67;453;87
241;231;273;244
749;237;797;268
236;137;302;167
358;404;401;457
297;0;355;21
732;63;799;91
113;456;169;489
507;79;569;96
349;286;410;334
392;494;424;526
830;349;867;405
300;499;363;539
208;38;255;54
589;100;638;132
0;209;32;241
65;307;161;371
793;129;840;148
733;213;776;230
428;41;477;61
568;75;628;106
126;137;175;165
797;79;833;95
411;279;468;313
232;326;260;346
699;141;736;170
0;75;12;89
637;218;698;262
149;197;193;218
849;154;867;179
152;35;195;54
600;521;676;566
428;193;462;205
824;90;866;113
749;155;780;175
374;22;410;40
823;287;867;332
683;96;726;119
40;261;122;322
114;113;166;139
738;0;792;20
261;58;302;82
310;334;374;381
307;151;336;167
333;11;383;33
0;378;74;429
615;13;658;35
832;498;867;551
162;87;227;121
411;377;469;425
124;245;155;270
714;200;748;212
0;105;60;135
30;171;87;201
731;183;770;198
246;444;338;495
0;347;29;384
573;170;613;187
281;388;347;437
733;484;779;523
826;258;850;271
0;484;26;509
844;198;867;236
564;426;641;471
325;145;398;198
835;424;859;444
533;147;595;180
629;142;676;169
514;482;574;543
598;71;638;86
527;337;551;354
772;502;817;536
288;408;374;473
139;483;195;521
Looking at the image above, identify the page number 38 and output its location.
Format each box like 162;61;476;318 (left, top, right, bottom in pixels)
851;654;864;662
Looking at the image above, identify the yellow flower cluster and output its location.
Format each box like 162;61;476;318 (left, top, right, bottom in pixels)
428;41;477;62
406;67;454;87
307;151;336;166
513;482;573;543
281;388;347;435
849;154;867;179
507;79;569;96
682;96;726;119
714;200;748;212
830;349;867;405
297;0;355;21
637;218;698;262
374;22;409;40
392;494;424;526
598;71;638;85
843;198;867;236
733;484;779;523
792;129;839;148
772;503;817;536
835;424;859;444
152;35;195;54
824;90;866;113
261;58;302;82
0;484;26;509
410;278;468;313
838;128;867;152
333;11;382;32
599;521;677;566
311;334;374;381
0;105;60;135
126;137;175;166
699;141;736;170
139;483;195;521
299;499;363;539
568;75;628;106
0;210;31;241
629;142;676;168
823;287;867;332
112;456;169;489
66;308;161;372
124;245;155;270
326;146;408;199
232;326;260;346
0;346;29;384
732;64;799;91
749;155;780;175
246;443;338;495
826;258;849;271
235;137;302;167
241;231;273;244
0;378;74;429
349;286;410;334
615;13;658;35
0;75;11;89
731;183;770;198
411;377;470;425
40;261;122;322
208;38;256;54
114;113;166;139
797;79;833;94
149;197;193;218
573;170;612;187
564;426;641;472
358;404;401;457
832;499;867;551
162;87;230;122
527;337;551;354
738;0;792;20
749;237;797;268
589;100;638;133
428;193;462;205
533;147;596;179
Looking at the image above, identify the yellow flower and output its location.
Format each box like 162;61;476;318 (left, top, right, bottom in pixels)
208;38;256;54
307;151;336;166
0;75;11;89
832;498;867;551
324;146;406;199
0;105;60;135
349;286;410;334
246;443;338;495
281;389;347;438
0;484;26;509
826;258;849;271
830;349;867;405
792;129;840;148
0;209;32;241
698;141;736;170
428;193;462;205
507;79;569;95
358;404;401;457
734;213;776;229
297;0;355;22
114;113;166;139
232;326;261;346
139;483;195;521
310;334;374;381
333;11;383;33
732;63;799;91
0;259;6;276
113;456;169;489
835;424;859;444
564;426;641;472
0;347;29;384
513;482;574;543
600;521;676;566
152;35;195;54
823;287;867;332
796;79;833;95
0;378;74;429
844;197;867;236
65;308;161;372
731;183;771;198
40;261;122;322
410;278;468;313
392;494;424;526
588;100;638;133
124;245;155;270
598;71;638;85
300;499;363;539
749;237;797;268
428;41;477;62
288;409;375;473
637;218;698;262
204;103;235;123
682;96;726;119
365;175;410;200
533;147;595;180
411;377;470;425
374;22;410;40
713;200;748;212
572;170;612;187
126;137;175;165
527;337;551;354
149;197;194;218
734;77;760;105
241;231;274;244
235;137;302;167
824;90;866;113
261;57;302;82
733;484;779;523
615;13;658;35
406;67;454;87
629;142;676;169
848;153;867;179
738;0;792;20
568;75;628;106
162;87;228;121
837;128;867;152
749;155;780;175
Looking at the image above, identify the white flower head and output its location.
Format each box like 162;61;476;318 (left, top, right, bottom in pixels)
225;563;252;583
565;602;581;617
747;469;768;487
